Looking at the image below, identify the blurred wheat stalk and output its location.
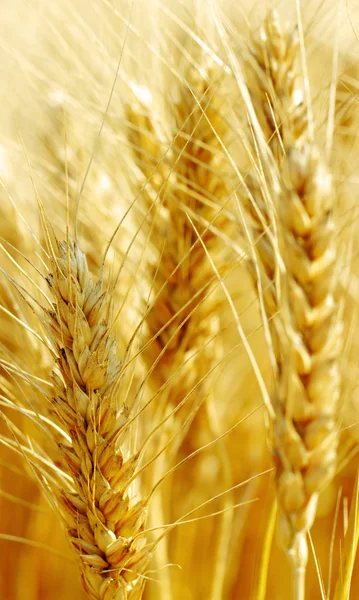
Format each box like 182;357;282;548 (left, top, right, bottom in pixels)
1;1;359;599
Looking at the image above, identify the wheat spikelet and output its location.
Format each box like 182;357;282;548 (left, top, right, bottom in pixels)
240;10;344;596
275;146;342;586
127;53;233;507
45;239;149;600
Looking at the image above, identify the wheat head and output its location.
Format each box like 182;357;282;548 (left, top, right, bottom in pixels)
46;239;149;600
241;10;344;596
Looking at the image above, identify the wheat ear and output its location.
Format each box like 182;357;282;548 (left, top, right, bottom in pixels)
127;57;234;599
46;239;149;600
39;92;118;277
130;62;230;415
243;11;344;598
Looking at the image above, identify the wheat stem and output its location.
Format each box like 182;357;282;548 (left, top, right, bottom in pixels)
255;496;277;600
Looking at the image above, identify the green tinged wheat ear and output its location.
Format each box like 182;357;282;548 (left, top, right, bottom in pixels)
46;239;149;600
243;10;344;596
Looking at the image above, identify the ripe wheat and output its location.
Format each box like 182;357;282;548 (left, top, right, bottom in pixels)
0;3;359;600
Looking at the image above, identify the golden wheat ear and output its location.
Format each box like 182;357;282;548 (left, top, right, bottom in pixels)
236;9;345;598
40;238;150;600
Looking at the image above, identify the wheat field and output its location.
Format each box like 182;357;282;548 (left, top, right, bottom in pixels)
1;1;359;599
